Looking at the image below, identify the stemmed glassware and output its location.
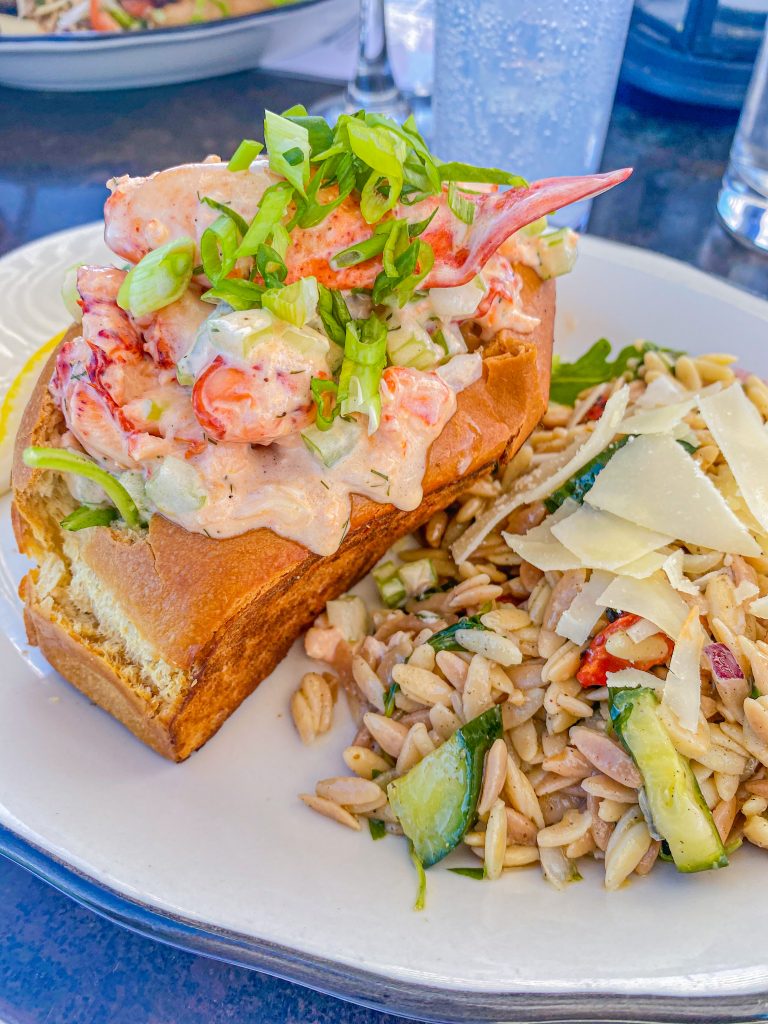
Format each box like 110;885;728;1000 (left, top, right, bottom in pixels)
312;0;411;122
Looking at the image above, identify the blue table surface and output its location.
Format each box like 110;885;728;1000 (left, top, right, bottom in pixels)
0;67;767;1024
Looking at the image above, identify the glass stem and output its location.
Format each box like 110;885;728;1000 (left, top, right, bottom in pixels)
345;0;407;112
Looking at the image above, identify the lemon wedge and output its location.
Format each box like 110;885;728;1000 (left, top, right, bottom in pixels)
0;331;65;495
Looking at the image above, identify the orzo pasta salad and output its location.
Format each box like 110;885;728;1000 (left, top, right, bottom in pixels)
293;339;768;895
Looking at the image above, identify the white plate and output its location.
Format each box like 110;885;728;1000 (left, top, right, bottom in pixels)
1;226;768;1023
0;0;356;91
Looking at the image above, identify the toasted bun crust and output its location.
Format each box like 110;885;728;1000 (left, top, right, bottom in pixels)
12;265;554;760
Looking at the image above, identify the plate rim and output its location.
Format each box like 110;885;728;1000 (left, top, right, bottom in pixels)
0;0;343;48
1;226;768;1021
2;823;766;1023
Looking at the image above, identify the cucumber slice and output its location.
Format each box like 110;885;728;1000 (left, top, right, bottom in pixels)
387;706;502;867
610;688;728;873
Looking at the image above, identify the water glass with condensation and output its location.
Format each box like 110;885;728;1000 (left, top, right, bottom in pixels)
718;24;768;253
431;0;634;229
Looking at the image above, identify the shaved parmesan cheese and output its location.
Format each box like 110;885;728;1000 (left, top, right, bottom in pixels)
584;433;760;556
452;385;630;564
699;383;768;536
749;595;768;619
502;501;582;572
635;374;687;408
596;575;689;639
625;617;662;643
662;607;705;732
733;580;760;605
662;549;699;596
620;397;696;435
556;569;613;644
606;667;663;690
613;552;667;579
551;505;673;570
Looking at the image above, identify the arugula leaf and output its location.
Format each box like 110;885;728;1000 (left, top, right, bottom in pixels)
427;616;487;652
549;339;683;406
368;818;387;840
447;867;486;880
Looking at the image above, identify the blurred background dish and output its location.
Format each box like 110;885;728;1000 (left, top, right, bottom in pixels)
0;0;357;90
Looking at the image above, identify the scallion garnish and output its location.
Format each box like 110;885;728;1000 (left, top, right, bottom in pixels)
201;196;249;236
226;139;263;172
337;314;388;433
447;182;476;225
23;447;141;529
262;276;318;327
60;506;118;532
200;214;240;284
116;237;195;318
264;109;311;197
437;162;528;187
235;180;293;258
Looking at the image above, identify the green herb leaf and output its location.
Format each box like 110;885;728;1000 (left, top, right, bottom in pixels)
549;339;684;406
383;682;400;717
447;866;486;880
427;616;487;652
60;505;118;532
368;818;387;841
227;139;263;172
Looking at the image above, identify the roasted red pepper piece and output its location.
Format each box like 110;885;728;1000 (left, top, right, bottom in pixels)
576;612;673;688
584;392;608;421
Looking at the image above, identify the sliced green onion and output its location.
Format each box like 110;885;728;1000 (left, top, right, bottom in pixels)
270;222;290;260
280;105;335;157
331;231;389;270
382;220;407;277
410;843;427;911
338;316;388;434
301;415;360;467
262;276;318;327
407;207;438;238
201;196;248;237
317;285;351;346
227;139;263;172
116;237;195;318
60;505;118;531
310;377;339;431
437;162;528;187
201;279;264;310
264;109;310;197
345;118;406;182
61;263;84;323
106;3;138;29
255;243;287;289
519;216;548;237
236;181;294;258
360;170;401;225
200;214;239;285
23;447;140;529
447;182;476;225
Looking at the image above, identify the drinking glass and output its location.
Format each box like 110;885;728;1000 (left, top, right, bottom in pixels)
431;0;634;229
718;22;768;252
312;0;411;123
